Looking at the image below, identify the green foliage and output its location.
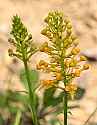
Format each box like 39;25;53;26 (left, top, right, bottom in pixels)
66;87;85;100
0;90;28;113
19;69;39;109
0;93;8;108
20;69;39;90
43;88;64;107
14;110;22;125
49;119;62;125
0;115;4;125
74;87;85;100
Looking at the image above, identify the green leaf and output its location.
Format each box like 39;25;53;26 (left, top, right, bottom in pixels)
0;115;4;125
43;88;64;107
49;119;62;125
6;90;28;104
74;87;85;100
0;93;8;108
8;105;19;114
0;90;28;114
20;69;39;90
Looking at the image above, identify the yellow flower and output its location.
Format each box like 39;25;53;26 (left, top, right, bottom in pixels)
71;47;80;55
65;84;77;99
80;56;87;61
40;47;50;53
74;69;81;77
83;64;90;70
69;59;77;67
40;80;54;88
39;60;48;67
65;84;77;92
73;40;79;46
55;72;62;81
36;60;48;70
67;22;72;29
36;64;41;70
64;59;70;67
39;42;51;53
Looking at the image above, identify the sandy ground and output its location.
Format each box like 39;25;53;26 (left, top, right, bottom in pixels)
1;0;97;124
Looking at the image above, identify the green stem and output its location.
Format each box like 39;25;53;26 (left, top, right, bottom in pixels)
14;110;21;125
60;56;68;125
21;42;38;125
24;61;38;125
64;91;68;125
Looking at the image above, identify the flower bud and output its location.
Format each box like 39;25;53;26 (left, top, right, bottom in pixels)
41;29;47;35
28;34;32;40
71;47;80;55
69;59;77;67
83;64;90;70
74;69;81;77
67;23;72;29
39;60;48;67
36;64;41;70
39;42;49;52
73;41;79;46
80;56;87;61
65;84;77;92
55;73;62;81
64;59;70;67
65;84;77;99
8;49;14;56
67;29;72;35
64;19;70;24
8;38;14;43
44;16;49;23
71;35;77;41
40;80;54;88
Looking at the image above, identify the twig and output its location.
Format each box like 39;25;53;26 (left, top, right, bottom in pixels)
82;105;97;125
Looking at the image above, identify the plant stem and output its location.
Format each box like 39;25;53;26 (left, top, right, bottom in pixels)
24;61;38;125
64;91;68;125
14;110;21;125
21;41;38;125
60;56;68;125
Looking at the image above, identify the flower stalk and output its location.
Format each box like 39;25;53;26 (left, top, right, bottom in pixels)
37;11;90;125
64;91;68;125
8;15;38;125
60;57;68;125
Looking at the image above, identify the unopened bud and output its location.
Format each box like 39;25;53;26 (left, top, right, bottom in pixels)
83;64;90;70
71;47;80;55
28;34;32;40
80;56;87;61
8;49;14;56
74;69;81;77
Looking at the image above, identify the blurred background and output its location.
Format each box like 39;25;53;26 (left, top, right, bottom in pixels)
0;0;97;125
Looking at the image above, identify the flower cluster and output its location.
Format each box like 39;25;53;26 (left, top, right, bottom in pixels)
8;15;37;62
37;11;89;98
